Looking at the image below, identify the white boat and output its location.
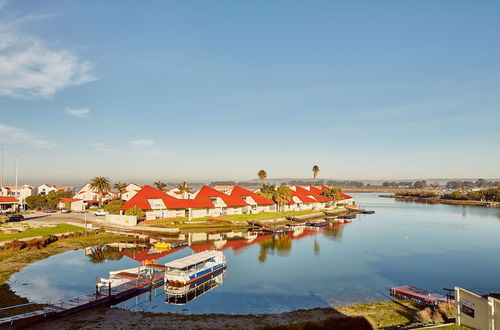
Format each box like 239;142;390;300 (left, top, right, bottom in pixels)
165;250;227;285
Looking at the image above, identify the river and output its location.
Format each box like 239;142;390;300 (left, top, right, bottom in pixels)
8;193;500;314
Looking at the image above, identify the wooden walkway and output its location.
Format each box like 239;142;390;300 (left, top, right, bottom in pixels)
0;272;165;327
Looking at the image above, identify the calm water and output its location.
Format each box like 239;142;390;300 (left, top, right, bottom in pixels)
9;193;500;314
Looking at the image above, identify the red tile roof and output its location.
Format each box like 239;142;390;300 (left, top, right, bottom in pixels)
338;192;353;200
0;196;18;203
193;185;247;207
60;198;81;203
288;187;317;204
295;186;331;202
121;185;191;210
229;186;275;206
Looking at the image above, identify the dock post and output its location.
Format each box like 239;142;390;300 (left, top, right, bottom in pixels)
95;277;99;296
108;282;111;296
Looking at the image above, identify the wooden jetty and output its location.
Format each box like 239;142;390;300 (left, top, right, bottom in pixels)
247;221;291;233
390;285;449;306
0;269;164;327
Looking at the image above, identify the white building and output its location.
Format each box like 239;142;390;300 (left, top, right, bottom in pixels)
121;183;142;201
0;185;35;209
37;184;75;195
73;183;112;204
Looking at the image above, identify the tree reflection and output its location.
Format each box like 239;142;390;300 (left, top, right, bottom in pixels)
258;234;292;263
323;223;345;242
314;238;320;256
87;245;124;264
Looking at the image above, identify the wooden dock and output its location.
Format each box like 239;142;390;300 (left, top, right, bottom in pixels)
0;271;165;328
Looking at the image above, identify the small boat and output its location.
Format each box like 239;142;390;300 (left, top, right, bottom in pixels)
165;250;227;285
262;226;292;233
361;210;375;214
338;215;356;219
305;220;328;227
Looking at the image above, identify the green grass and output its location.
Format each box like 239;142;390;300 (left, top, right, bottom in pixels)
144;210;319;227
0;224;84;242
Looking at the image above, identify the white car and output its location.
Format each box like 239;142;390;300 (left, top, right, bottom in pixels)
92;210;107;216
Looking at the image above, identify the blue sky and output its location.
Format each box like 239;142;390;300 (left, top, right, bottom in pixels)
0;0;499;185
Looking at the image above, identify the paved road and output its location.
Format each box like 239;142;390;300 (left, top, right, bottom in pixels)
23;212;105;226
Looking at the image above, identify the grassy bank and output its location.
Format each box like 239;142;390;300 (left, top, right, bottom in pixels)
0;224;84;242
0;233;138;285
143;210;319;228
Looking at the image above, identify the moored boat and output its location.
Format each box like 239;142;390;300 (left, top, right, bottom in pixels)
165;250;227;285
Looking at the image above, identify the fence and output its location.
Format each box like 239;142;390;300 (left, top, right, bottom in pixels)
456;287;500;330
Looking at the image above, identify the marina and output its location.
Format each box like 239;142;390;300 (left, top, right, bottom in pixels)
4;193;500;317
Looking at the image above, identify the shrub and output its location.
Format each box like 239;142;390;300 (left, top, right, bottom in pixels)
26;238;46;250
431;309;444;323
2;240;26;251
103;200;125;215
417;308;433;323
125;206;145;219
438;302;456;320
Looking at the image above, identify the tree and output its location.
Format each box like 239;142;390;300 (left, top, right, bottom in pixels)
25;195;48;210
312;165;320;186
413;180;428;189
154;181;167;192
113;182;127;200
258;184;276;200
103;200;125;214
176;181;193;198
273;185;292;212
125;206;145;219
321;187;341;203
90;177;111;207
257;170;267;186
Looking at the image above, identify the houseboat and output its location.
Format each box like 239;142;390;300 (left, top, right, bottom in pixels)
165;268;226;305
165;250;227;285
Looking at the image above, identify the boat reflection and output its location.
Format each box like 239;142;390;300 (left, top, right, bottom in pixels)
164;268;226;305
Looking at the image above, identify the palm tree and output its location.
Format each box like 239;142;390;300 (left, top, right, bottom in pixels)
176;181;193;198
113;182;127;200
257;169;267;186
312;165;320;186
154;181;167;192
90;176;111;207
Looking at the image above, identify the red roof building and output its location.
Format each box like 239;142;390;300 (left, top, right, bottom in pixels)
121;185;191;211
228;186;275;206
193;185;248;208
295;186;331;203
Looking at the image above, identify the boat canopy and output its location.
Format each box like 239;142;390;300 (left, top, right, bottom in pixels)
165;250;221;269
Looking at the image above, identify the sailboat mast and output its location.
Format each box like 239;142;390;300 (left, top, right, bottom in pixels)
0;148;3;189
15;156;19;190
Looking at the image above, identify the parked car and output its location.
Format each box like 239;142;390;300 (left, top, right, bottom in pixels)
44;208;56;213
7;214;24;222
60;208;71;213
92;209;107;216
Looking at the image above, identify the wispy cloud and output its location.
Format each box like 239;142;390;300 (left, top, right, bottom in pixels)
65;107;89;118
0;2;97;98
91;142;115;152
0;123;56;149
128;139;155;147
127;138;168;158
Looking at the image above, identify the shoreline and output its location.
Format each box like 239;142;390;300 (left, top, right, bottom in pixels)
21;299;461;330
380;194;500;208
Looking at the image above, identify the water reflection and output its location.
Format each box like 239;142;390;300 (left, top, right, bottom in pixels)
10;194;500;315
165;268;226;305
